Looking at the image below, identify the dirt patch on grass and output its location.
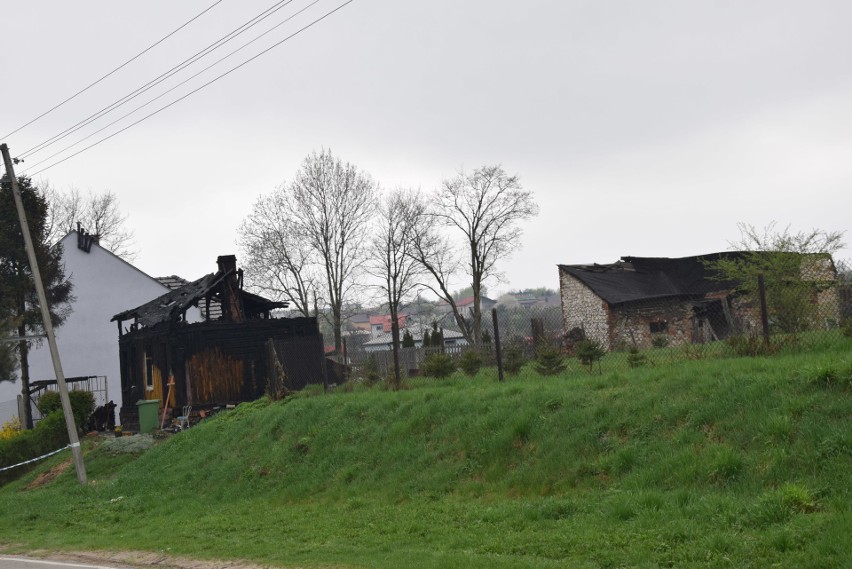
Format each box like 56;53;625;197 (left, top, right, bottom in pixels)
14;549;317;569
24;459;72;490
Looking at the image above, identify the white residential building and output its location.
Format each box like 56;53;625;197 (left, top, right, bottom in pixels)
0;230;199;426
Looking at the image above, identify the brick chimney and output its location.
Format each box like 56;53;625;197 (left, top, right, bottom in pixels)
217;255;243;322
217;255;237;274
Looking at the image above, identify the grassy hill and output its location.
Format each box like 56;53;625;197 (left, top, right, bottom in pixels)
1;339;850;568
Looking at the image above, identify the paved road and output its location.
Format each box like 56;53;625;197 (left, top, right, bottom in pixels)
0;558;124;569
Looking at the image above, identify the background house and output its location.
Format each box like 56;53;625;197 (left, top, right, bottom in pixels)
361;322;467;352
368;314;408;338
443;296;497;318
349;312;371;332
0;229;198;426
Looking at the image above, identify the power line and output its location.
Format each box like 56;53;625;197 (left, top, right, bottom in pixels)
22;0;321;173
25;0;356;177
19;0;296;160
1;0;227;140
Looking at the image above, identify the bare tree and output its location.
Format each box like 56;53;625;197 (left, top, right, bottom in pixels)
409;210;471;342
421;165;538;346
290;150;376;353
44;185;137;261
729;221;845;255
367;188;425;387
238;189;319;317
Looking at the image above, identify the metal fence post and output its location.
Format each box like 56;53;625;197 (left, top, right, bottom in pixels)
342;337;349;383
492;308;504;382
320;337;329;392
758;274;771;345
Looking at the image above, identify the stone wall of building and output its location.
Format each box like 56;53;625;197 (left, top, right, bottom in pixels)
814;286;842;329
609;299;694;350
559;270;610;349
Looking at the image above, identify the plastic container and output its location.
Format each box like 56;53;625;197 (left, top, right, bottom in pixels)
136;399;160;434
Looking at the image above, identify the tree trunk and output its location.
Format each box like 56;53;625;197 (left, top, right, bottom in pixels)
332;306;343;356
472;271;482;347
389;305;401;389
17;330;33;430
472;298;482;348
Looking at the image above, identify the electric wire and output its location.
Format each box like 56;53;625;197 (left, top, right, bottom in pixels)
1;0;226;140
22;0;321;172
18;0;297;160
18;0;292;159
25;0;356;177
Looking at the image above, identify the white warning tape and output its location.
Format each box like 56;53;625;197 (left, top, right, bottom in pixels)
0;444;71;472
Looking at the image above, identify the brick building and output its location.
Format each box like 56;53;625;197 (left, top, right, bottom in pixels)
558;252;839;351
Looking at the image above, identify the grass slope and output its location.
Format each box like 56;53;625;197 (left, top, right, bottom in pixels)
1;341;851;568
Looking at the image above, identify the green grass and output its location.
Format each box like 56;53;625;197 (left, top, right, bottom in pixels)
1;339;850;568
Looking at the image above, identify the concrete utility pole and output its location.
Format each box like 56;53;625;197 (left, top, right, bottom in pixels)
1;143;87;485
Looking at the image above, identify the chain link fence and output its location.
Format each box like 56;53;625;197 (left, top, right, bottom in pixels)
344;276;852;382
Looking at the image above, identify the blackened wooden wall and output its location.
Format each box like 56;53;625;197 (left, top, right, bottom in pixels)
118;317;322;415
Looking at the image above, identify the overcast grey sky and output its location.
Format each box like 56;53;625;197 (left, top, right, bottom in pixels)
2;0;850;296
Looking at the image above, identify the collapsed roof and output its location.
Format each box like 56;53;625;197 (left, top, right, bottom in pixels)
558;253;744;305
112;256;287;328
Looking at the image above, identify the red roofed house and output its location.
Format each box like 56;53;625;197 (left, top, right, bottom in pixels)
369;314;409;338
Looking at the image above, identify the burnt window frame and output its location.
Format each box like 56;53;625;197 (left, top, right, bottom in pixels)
144;351;154;391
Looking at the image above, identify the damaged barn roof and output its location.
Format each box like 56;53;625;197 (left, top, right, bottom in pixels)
112;269;287;327
558;252;743;305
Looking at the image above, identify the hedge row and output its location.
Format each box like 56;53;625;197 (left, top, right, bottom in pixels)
0;412;70;485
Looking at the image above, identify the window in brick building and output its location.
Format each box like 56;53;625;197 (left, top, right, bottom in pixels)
649;320;668;334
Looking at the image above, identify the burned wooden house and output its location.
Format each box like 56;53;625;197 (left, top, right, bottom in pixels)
112;255;323;427
559;252;840;351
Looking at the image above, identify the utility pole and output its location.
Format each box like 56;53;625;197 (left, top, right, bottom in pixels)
1;143;87;485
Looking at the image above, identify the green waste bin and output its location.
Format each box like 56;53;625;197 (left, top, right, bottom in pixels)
137;399;160;434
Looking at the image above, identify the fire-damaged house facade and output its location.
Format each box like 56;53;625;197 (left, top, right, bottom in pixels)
112;255;323;428
558;253;839;351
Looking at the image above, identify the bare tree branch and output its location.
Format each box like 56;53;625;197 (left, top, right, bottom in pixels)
44;184;137;261
237;188;320;317
730;221;846;255
420;165;538;346
407;200;472;344
367;187;425;386
289;150;376;352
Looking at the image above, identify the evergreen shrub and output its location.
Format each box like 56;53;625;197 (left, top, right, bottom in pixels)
401;329;415;348
534;343;566;376
361;354;381;383
458;349;482;376
422;353;455;378
503;345;525;375
627;346;646;369
575;339;605;373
